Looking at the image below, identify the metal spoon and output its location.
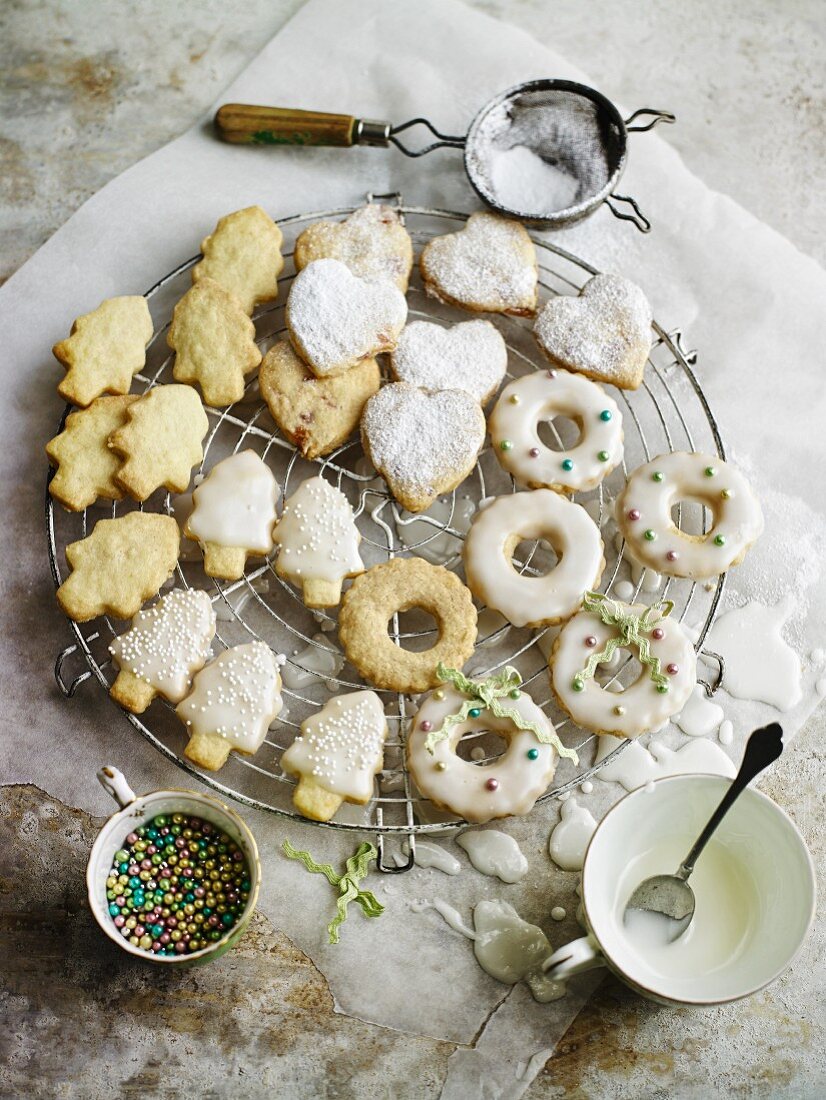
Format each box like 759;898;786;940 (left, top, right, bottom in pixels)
624;722;784;940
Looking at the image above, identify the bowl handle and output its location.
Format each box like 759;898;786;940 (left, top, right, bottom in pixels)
541;934;606;981
97;766;137;809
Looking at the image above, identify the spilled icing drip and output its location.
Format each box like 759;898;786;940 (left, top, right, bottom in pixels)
404;840;462;875
594;736;736;793
707;600;802;711
397;496;476;566
281;634;343;690
456;830;528;883
548;798;597;871
718;719;734;745
674;684;725;738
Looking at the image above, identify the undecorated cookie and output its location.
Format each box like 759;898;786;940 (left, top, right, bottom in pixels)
53;296;153;407
294;204;413;292
46;395;138;511
192;205;284;315
390;319;507;406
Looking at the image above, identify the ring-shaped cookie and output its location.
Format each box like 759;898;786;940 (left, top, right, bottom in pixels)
407;686;558;823
462;490;605;629
617;452;763;579
490;369;623;493
550;600;697;737
338;558;477;693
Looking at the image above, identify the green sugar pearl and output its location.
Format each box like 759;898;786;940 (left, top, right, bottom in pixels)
656;683;670;694
561;458;574;472
652;471;664;482
714;534;726;546
468;707;482;719
499;440;513;452
526;748;540;760
599;409;612;422
572;677;585;693
508;688;521;700
704;466;717;477
597;450;610;462
644;529;657;541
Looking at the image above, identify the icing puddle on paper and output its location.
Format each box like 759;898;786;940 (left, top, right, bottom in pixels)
456;829;528;883
707;599;802;711
548;799;597;871
395;840;462;875
674;684;724;738
594;736;736;793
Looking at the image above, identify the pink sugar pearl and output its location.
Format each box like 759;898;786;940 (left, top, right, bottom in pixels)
652;628;664;640
485;778;500;792
667;663;679;675
420;720;432;732
627;509;641;521
585;635;597;647
666;550;679;562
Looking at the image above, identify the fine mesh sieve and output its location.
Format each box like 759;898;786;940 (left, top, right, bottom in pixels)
215;79;674;232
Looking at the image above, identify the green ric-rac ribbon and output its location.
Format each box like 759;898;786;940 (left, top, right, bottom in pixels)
282;840;384;944
425;663;578;764
574;592;674;693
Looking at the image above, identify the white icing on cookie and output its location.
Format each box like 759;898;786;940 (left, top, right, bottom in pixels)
407;686;558;824
274;476;363;585
281;690;387;802
463;490;604;628
617;452;763;579
109;588;216;703
550;601;697;737
489;369;623;492
177;641;285;754
390;320;507;404
286;258;407;376
187;450;279;552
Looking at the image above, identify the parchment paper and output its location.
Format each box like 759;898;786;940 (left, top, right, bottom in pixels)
1;1;824;1095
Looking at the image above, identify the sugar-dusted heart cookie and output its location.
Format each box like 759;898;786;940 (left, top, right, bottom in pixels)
285;258;407;377
390;319;507;406
294;204;413;292
53;296;153;407
259;339;380;459
192;205;284;315
361;382;486;512
47;395;138;511
533;274;653;390
419;212;537;316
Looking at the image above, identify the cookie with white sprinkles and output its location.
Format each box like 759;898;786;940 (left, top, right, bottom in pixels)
389;319;507;406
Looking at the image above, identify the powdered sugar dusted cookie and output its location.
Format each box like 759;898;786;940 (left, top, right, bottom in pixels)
534;274;652;390
168;277;262;406
53;296;153;407
285;258;407;377
56;512;180;623
390;319;507;406
185;450;279;581
109;588;216;713
419;212;537;316
281;690;388;822
177;641;285;771
361;383;486;512
294;204;413;292
259;340;380;459
47;395;138;511
274;476;364;608
192;205;284;315
108;384;209;500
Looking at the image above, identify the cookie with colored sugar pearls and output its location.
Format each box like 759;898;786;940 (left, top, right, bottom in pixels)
463;490;604;629
177;642;285;771
286;258;407;378
192;205;284;315
617;452;764;580
53;296;153;408
338;558;477;693
281;690;388;822
419;212;538;317
294;204;413;292
109;588;216;713
550;594;697;738
108;384;209;500
259;340;380;460
361;383;486;513
46;395;138;511
168;277;262;407
489;369;623;493
273;476;364;608
56;512;180;623
534;274;652;391
185;450;279;581
407;685;559;824
389;319;507;406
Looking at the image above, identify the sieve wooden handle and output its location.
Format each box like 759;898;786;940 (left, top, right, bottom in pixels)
214;103;389;148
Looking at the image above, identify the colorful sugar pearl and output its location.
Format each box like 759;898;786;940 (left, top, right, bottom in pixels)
104;813;250;958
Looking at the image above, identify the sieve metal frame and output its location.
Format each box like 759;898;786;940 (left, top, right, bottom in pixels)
48;201;725;870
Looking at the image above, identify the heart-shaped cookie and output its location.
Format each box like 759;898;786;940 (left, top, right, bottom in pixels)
361;383;486;512
533;273;653;390
390;319;507;406
286;258;407;377
419;212;537;316
294;204;413;292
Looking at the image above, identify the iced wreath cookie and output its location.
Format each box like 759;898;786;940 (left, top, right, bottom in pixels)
550;593;697;737
489;369;623;493
463;490;605;629
281;691;388;822
294;204;413;292
192;205;284;315
185;450;280;581
616;452;764;579
407;666;576;824
534;274;652;391
419;212;537;316
389;319;507;406
338;558;477;693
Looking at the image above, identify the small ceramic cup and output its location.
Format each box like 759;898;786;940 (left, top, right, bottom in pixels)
87;766;261;965
543;775;816;1006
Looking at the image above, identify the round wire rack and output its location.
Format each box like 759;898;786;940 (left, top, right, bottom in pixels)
48;199;726;870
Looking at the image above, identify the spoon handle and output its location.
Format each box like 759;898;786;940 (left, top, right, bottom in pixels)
677;722;783;881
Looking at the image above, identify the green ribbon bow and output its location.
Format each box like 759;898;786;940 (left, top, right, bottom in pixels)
282;839;385;944
424;662;579;764
574;591;675;693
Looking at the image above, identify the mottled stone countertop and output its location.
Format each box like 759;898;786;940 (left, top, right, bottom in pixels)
1;1;824;1097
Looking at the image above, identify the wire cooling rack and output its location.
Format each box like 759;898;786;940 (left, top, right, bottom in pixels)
48;199;726;869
